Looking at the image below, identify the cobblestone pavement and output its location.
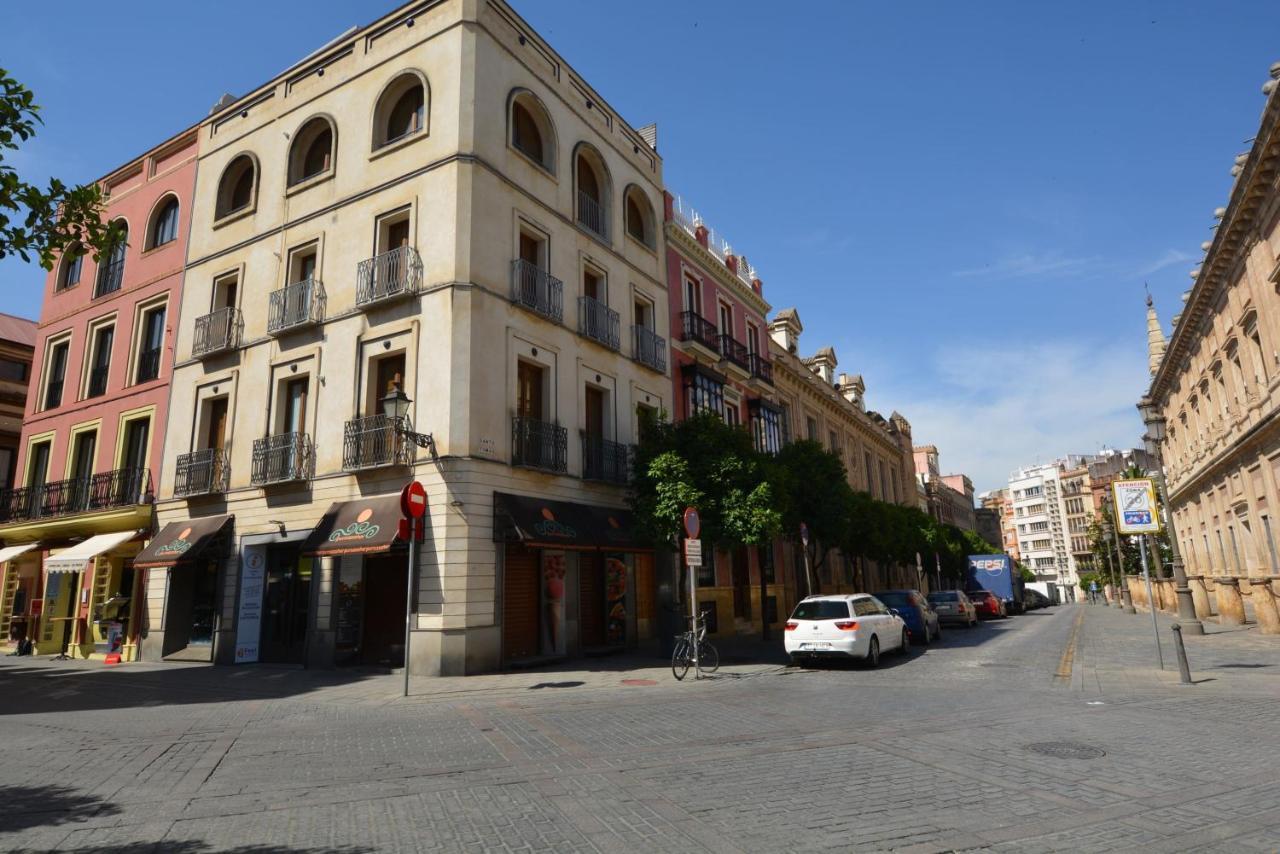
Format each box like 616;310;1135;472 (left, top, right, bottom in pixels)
1;604;1277;853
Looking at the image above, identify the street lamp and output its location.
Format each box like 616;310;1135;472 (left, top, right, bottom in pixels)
381;383;438;459
1137;395;1202;634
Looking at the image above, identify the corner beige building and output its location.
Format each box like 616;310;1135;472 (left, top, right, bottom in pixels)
1146;61;1280;631
149;0;671;673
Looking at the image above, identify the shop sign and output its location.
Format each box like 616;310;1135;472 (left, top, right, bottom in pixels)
234;549;266;663
328;508;381;546
154;527;195;558
533;507;577;540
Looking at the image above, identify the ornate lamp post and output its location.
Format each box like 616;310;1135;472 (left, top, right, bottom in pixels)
381;383;438;459
1137;395;1202;634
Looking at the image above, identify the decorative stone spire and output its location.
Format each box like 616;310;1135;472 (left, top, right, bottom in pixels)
1146;287;1167;377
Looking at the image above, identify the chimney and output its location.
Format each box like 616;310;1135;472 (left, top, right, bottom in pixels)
769;308;802;354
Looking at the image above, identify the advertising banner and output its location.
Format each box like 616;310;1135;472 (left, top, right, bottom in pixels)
234;549;266;663
1112;478;1161;535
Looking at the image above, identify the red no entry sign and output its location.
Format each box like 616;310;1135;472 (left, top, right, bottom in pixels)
401;481;428;519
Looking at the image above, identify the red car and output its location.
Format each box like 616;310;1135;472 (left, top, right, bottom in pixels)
968;590;1007;619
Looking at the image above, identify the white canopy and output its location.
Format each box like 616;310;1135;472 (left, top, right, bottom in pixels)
0;543;39;564
45;531;140;574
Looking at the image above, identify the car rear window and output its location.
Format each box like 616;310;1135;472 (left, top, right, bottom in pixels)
969;590;991;598
874;591;909;606
791;600;851;621
928;592;958;602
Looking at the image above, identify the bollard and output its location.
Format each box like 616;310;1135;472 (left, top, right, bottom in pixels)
1171;624;1192;686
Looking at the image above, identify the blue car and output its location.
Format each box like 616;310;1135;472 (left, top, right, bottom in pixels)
871;589;941;644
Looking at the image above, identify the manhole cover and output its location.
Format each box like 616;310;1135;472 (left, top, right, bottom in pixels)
1026;741;1105;760
621;678;658;687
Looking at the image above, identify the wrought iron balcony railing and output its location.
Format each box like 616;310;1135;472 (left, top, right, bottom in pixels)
268;278;326;335
581;433;630;484
136;347;161;383
356;246;422;307
0;467;151;523
578;295;620;350
632;325;667;373
250;432;314;486
174;448;230;497
193;307;243;357
512;416;567;473
510;259;563;323
748;353;773;385
94;258;125;299
679;311;719;352
343;414;415;471
576;190;608;240
719;334;750;371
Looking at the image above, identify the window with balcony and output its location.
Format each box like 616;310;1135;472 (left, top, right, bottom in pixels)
749;400;783;455
288;116;335;186
511;227;561;321
147;196;180;249
85;323;114;399
270;244;325;334
509;90;555;172
624;186;654;248
177;397;229;497
807;417;819;442
57;243;83;291
513;360;565;472
682;364;724;419
194;273;242;357
68;428;98;512
253;376;314;485
631;294;665;372
574;145;610;240
94;222;127;298
135;304;165;384
345;354;413;471
42;338;70;410
373;72;426;149
359;211;421;306
215;155;257;221
578;266;618;349
582;385;627;483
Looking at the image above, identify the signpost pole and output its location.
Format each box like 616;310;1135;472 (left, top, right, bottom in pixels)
687;538;699;679
682;508;702;680
403;514;417;698
1137;535;1164;671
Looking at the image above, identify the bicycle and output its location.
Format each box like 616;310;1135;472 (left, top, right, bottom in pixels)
671;610;719;680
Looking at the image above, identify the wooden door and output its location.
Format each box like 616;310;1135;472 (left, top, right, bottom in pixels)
579;552;605;648
584;387;604;438
519;233;541;267
205;398;228;450
634;553;654;640
502;545;539;661
517;362;543;420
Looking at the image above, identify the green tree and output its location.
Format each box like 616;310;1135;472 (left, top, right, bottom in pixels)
1;69;122;268
769;440;854;591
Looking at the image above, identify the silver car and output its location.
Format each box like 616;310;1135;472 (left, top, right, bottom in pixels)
926;590;978;628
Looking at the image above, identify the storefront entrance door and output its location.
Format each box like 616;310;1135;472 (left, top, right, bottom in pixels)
260;545;309;664
361;555;407;667
579;552;605;649
502;545;539;661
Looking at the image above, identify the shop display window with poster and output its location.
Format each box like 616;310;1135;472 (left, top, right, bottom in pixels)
541;550;566;656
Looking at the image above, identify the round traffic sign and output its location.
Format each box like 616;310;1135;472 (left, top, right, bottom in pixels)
683;507;701;539
401;481;428;519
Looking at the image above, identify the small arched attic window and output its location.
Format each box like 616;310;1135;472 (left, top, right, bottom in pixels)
288;116;335;186
147;196;180;249
57;243;84;291
215;154;257;220
373;72;427;149
509;90;555;172
624;186;655;248
574;144;611;240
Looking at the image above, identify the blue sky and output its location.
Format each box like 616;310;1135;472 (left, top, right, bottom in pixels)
4;1;1279;493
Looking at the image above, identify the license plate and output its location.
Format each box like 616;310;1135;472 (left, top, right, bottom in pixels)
800;642;831;650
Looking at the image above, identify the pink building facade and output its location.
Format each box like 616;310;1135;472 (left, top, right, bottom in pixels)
0;129;198;661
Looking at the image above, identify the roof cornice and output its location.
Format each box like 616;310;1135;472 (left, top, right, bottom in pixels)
666;222;771;316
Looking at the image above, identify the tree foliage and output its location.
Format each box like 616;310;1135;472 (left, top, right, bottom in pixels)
1;68;123;269
769;440;853;572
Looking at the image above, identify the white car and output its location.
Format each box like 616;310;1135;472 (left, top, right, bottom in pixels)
784;594;910;667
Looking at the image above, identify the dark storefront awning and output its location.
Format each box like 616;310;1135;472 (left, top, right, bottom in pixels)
493;492;643;551
302;495;408;557
135;516;233;569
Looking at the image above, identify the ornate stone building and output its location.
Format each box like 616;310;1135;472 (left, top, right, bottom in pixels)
1145;60;1280;631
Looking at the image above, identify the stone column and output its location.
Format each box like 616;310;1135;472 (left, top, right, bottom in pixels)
1215;577;1246;626
1187;575;1212;620
1247;576;1280;635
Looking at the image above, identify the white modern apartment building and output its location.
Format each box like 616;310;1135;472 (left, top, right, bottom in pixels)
1009;462;1078;602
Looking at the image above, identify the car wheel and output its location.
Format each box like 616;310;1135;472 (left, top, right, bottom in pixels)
900;628;911;655
865;636;880;668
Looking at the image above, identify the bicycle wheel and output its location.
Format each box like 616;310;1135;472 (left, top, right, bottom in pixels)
671;638;690;681
697;640;719;673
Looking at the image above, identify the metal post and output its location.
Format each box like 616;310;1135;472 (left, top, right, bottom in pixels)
403;515;417;698
686;539;700;679
1114;527;1134;614
1138;535;1164;670
802;546;815;599
1171;623;1192;685
1149;465;1203;635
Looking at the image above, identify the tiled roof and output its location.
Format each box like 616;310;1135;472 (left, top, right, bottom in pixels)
0;313;37;347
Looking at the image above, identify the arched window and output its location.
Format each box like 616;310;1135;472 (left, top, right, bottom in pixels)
94;222;128;298
574;145;610;240
509;90;555;172
288;117;335;186
148;197;180;248
373;73;427;149
215;155;257;220
57;243;84;291
624;186;655;248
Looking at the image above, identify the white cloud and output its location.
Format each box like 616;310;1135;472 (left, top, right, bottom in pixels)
952;251;1104;279
867;338;1148;495
1130;248;1196;278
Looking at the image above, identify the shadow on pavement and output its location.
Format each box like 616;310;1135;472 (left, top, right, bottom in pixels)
0;659;384;717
